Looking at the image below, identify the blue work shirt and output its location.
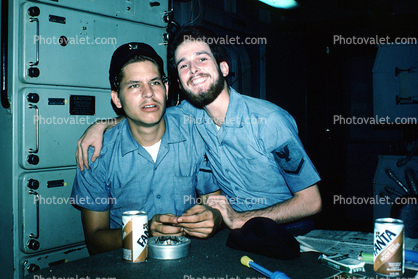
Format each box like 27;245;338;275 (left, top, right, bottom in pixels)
178;87;321;212
71;106;219;229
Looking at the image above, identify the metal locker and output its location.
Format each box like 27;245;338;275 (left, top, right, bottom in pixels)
20;1;167;88
32;0;169;27
1;0;169;278
19;169;84;253
20;247;89;276
19;86;118;169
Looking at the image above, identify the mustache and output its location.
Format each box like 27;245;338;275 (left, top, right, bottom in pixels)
139;98;161;107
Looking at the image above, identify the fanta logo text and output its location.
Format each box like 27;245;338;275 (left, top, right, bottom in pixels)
374;229;396;256
137;224;149;247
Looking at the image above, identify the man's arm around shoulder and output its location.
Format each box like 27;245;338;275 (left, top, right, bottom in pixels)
77;116;125;171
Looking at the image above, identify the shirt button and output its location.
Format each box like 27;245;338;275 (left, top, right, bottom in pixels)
156;195;161;199
248;204;252;208
234;187;239;191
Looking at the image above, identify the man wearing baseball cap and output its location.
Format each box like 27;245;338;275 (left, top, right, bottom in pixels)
71;42;222;255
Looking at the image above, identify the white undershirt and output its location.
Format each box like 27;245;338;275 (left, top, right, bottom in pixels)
143;140;161;162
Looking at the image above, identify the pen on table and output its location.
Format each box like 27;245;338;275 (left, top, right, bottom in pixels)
359;250;418;263
241;256;291;279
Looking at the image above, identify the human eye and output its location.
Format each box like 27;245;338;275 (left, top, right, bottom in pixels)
151;80;161;86
128;83;139;89
178;63;187;70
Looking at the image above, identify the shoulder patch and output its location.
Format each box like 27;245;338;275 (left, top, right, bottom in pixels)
273;139;304;174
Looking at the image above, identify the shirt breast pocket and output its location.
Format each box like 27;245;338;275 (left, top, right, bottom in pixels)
233;155;281;192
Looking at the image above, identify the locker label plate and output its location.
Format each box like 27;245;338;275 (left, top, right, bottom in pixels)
48;98;65;105
69;95;95;115
49;15;66;24
47;179;65;188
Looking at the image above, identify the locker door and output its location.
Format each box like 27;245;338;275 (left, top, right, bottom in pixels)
20;247;89;277
20;87;117;169
32;0;169;27
19;169;84;253
20;2;167;88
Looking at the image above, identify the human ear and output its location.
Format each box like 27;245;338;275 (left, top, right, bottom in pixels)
177;78;184;90
220;61;229;77
110;90;122;109
165;82;169;100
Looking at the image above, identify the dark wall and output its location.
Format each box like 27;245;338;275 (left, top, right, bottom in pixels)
269;1;418;231
171;0;418;232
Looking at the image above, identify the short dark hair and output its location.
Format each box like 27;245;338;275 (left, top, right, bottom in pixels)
168;25;228;78
112;55;165;93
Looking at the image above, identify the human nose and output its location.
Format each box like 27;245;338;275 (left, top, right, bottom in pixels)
141;84;154;98
190;60;200;74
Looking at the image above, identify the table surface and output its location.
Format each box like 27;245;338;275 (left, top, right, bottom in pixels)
23;229;417;279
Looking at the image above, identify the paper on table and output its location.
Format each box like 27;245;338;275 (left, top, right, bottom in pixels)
296;230;418;271
296;230;374;258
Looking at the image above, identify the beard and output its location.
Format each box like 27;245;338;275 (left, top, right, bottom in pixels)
181;69;225;108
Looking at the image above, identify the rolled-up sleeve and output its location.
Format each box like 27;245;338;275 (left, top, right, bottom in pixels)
71;147;112;211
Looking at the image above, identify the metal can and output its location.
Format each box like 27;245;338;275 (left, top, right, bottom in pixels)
122;210;149;263
374;218;404;276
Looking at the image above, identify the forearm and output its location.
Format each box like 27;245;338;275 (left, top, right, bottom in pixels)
232;185;322;229
237;197;319;227
102;116;125;132
85;228;122;255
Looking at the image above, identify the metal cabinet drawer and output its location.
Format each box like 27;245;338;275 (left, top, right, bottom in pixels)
19;169;85;253
19;1;167;88
20;87;118;169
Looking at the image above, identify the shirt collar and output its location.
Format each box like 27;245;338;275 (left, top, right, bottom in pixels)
161;113;186;146
193;87;244;128
120;119;139;156
222;87;244;128
120;115;186;156
182;86;244;128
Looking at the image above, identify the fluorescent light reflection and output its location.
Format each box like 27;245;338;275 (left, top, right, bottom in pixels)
258;0;299;9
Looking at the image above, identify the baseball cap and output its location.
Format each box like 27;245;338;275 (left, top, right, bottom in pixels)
109;42;165;87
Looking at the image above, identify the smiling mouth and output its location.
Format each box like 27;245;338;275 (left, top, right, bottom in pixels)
189;75;209;86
